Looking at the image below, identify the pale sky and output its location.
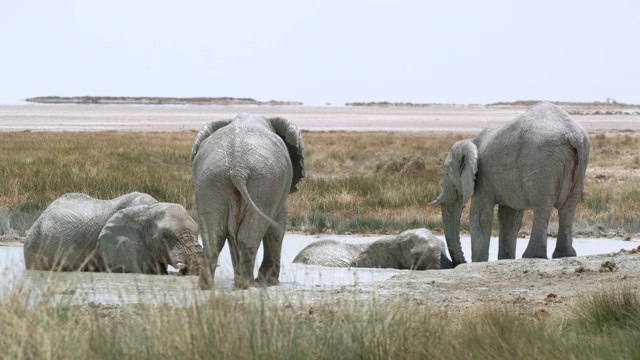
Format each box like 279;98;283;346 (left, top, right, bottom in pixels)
1;0;638;106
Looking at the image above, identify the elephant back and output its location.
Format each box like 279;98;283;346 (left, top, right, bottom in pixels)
191;114;305;194
23;192;158;271
190;118;234;165
24;194;113;270
293;240;367;267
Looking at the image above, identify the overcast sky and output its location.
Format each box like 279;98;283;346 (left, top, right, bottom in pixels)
1;1;638;106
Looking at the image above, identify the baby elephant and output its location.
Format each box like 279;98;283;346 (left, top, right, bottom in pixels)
23;192;203;275
293;228;453;270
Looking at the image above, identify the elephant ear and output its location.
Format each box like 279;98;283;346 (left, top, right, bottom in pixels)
97;206;152;273
456;140;479;203
190;119;234;165
429;140;478;206
268;117;306;193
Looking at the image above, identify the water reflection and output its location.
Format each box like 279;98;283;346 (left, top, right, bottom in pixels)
2;234;639;305
1;246;24;296
19;270;210;306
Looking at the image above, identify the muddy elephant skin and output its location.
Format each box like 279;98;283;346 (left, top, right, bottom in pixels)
191;113;305;289
430;102;590;265
23;192;203;275
293;228;453;270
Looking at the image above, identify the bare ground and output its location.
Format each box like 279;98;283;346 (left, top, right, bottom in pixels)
250;249;640;319
1;104;640;135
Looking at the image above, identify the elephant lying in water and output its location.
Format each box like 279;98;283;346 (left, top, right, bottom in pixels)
293;229;453;270
23;192;203;275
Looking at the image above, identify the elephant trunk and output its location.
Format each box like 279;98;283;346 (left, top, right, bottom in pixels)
171;230;203;276
439;251;455;269
440;202;466;266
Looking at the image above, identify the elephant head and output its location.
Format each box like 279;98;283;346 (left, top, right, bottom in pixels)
429;139;478;266
387;228;454;270
96;203;203;275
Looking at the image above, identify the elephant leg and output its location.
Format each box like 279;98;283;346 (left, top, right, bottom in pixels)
553;203;578;258
257;206;286;286
470;198;495;262
497;206;523;259
198;212;227;291
226;237;256;290
233;212;271;290
522;205;553;259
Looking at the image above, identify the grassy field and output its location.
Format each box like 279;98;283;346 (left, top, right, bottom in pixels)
1;285;640;358
1;131;640;235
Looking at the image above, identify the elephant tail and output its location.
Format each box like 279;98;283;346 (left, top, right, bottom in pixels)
230;171;280;229
569;132;590;201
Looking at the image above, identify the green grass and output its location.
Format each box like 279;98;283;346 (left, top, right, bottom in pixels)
2;287;640;359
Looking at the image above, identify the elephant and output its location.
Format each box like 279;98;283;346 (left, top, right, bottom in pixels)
293;228;454;270
191;113;305;289
23;192;203;275
430;102;590;265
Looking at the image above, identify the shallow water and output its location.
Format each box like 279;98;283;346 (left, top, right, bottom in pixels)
1;233;638;305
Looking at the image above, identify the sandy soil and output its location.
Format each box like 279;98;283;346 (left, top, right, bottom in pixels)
1;104;640;135
3;103;640;317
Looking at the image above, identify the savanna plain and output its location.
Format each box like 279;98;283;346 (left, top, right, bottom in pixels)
2;104;640;358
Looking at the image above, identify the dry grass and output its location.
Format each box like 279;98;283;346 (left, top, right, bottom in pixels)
289;132;463;233
1;131;639;235
580;134;640;235
0;132;194;209
2;285;640;359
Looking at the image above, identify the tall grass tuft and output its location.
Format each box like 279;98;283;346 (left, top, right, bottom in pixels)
450;307;570;358
571;287;640;335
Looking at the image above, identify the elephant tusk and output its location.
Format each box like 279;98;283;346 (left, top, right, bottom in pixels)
174;262;186;269
428;199;441;206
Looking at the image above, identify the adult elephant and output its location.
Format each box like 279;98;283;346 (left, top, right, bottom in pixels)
23;192;202;275
430;102;590;265
293;228;453;270
191;113;304;289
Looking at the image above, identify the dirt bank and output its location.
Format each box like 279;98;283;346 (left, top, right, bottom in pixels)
243;247;640;318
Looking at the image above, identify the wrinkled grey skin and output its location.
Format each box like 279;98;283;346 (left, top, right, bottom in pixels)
191;113;305;289
293;228;454;270
430;102;590;265
23;192;202;275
